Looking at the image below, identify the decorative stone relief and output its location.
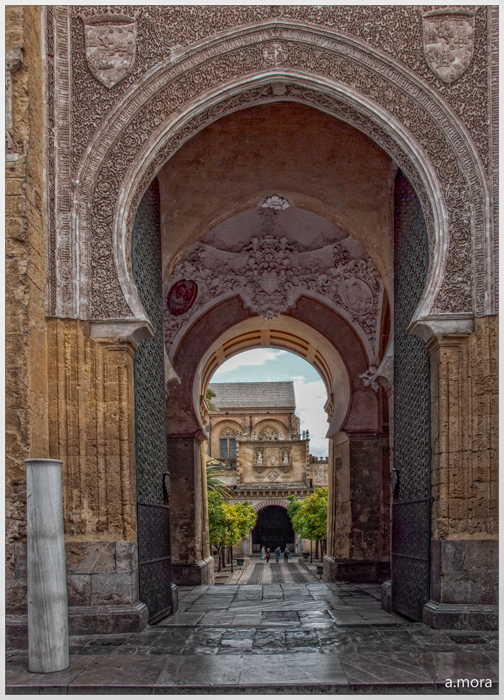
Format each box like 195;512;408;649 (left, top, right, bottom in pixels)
260;195;290;210
422;7;476;83
82;12;137;88
267;470;279;481
166;280;197;316
263;42;288;65
360;365;380;393
163;228;383;360
47;11;494;324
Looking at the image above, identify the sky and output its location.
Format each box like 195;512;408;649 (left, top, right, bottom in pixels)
211;348;329;457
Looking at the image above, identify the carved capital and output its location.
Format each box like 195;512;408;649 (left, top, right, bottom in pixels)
89;319;154;347
409;314;474;345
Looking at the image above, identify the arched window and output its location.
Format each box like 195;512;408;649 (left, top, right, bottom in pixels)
219;427;236;460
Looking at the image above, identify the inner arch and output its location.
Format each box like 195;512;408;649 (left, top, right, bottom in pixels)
195;315;351;439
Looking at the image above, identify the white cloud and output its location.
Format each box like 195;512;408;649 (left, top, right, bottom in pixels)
213;349;286;375
293;379;329;458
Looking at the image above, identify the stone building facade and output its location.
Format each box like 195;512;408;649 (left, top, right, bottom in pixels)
207;381;328;554
5;6;498;637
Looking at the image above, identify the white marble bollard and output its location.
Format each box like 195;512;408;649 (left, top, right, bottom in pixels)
25;458;69;673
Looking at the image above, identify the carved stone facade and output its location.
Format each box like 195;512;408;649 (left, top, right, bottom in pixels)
164;204;384;364
206;381;326;553
5;6;498;637
45;6;496;327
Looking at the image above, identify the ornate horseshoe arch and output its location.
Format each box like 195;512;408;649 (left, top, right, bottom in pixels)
58;19;491;340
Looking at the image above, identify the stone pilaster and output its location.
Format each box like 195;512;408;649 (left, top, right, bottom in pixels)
168;436;214;585
325;432;390;583
423;316;498;629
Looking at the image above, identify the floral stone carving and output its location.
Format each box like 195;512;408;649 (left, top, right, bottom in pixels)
164;231;383;360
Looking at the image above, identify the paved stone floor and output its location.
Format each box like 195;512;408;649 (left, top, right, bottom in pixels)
6;569;499;694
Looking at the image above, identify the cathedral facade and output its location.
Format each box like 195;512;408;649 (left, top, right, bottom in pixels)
206;381;328;554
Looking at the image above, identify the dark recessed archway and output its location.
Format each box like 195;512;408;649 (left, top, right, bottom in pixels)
252;505;295;551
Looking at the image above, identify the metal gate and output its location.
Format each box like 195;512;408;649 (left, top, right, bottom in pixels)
392;171;431;621
132;179;173;624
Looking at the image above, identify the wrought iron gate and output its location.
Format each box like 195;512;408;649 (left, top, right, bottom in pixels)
132;179;173;624
392;171;431;621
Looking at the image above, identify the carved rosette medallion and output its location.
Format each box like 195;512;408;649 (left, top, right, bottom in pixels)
82;14;137;88
267;469;279;481
422;8;476;83
341;278;374;315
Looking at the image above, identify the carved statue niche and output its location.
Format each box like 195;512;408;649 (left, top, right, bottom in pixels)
259;426;278;441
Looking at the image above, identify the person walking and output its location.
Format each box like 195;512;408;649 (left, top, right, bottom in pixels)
274;546;281;564
261;546;266;560
283;547;290;563
265;548;270;564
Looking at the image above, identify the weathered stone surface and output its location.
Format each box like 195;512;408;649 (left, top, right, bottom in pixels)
65;542;116;574
115;541;138;574
67;575;92;607
464;540;498;571
14;543;27;579
47;319;138;541
90;573;137;606
6;579;28;613
430;317;498;540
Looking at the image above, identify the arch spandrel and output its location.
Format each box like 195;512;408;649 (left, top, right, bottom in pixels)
51;18;492;338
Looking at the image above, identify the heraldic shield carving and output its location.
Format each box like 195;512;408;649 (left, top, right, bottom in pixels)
82;14;137;88
422;7;476;83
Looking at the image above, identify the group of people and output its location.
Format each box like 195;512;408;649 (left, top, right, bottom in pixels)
261;546;290;563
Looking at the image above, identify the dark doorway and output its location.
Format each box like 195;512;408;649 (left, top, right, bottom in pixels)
252;506;294;551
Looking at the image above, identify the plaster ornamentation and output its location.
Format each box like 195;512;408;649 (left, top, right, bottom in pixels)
166;280;198;316
422;7;476;84
47;12;494;328
260;195;290;210
163;235;383;360
82;13;137;89
360;365;380;394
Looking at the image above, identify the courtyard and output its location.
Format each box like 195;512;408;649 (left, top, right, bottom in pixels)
6;566;498;694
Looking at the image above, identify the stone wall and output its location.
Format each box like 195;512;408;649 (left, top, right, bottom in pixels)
429;316;498;540
6;5;49;613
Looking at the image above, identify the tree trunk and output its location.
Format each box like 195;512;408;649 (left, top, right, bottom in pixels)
217;547;222;573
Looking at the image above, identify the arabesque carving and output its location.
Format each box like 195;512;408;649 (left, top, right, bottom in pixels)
46;10;495;327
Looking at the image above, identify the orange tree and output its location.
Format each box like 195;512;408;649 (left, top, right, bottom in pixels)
208;491;256;571
287;488;328;557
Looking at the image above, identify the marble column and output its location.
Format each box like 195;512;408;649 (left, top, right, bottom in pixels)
25;458;69;673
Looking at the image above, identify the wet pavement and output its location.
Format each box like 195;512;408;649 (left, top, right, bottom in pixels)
6;571;499;694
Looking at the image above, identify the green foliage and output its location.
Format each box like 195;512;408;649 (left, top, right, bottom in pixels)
287;488;328;542
205;387;218;412
207;492;257;550
287;495;302;523
206;463;232;498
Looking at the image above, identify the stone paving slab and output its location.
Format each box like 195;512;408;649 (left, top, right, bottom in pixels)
6;582;498;694
6;650;498;694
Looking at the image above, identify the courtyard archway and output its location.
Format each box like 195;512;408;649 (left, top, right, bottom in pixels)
127;97;432;622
